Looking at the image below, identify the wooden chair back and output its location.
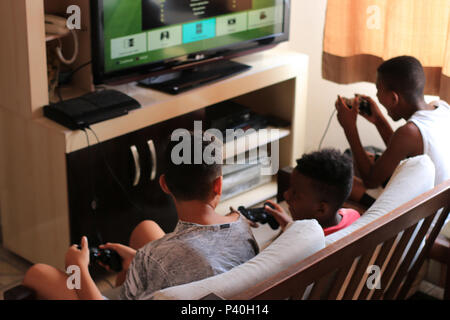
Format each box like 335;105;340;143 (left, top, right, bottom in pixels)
232;180;450;300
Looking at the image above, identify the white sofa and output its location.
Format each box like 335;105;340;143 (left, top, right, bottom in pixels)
104;155;436;300
325;154;435;245
150;219;325;300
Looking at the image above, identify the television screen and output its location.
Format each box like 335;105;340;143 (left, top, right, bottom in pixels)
91;0;290;84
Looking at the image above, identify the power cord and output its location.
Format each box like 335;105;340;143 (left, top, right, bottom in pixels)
318;109;337;150
56;86;64;103
81;128;104;245
56;61;92;103
70;60;92;77
80;126;151;247
56;30;79;65
86;126;145;214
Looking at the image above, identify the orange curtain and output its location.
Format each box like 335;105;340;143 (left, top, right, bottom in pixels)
323;0;450;101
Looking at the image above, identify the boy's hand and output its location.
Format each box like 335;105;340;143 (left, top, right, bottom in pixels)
99;243;136;272
65;236;90;270
358;95;384;125
230;207;259;228
263;200;293;231
335;95;359;130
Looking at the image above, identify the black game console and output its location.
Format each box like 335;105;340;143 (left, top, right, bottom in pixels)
238;202;280;230
44;89;141;130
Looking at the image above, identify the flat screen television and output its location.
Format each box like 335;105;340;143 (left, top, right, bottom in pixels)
90;0;291;92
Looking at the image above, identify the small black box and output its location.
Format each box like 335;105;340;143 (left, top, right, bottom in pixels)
44;90;141;130
205;101;252;131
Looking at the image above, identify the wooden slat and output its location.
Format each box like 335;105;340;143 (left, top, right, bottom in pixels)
358;236;397;300
343;246;378;299
327;261;354;300
290;284;308;300
371;224;418;300
384;214;436;299
354;244;383;298
396;206;450;299
384;214;435;300
308;272;335;300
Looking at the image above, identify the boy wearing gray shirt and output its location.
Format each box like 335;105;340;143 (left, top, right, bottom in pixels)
23;131;258;300
119;215;257;300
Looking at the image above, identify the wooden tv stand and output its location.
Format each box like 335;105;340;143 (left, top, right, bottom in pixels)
0;0;308;269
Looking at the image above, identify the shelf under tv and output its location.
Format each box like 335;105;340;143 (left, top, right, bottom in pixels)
222;126;290;160
216;178;278;215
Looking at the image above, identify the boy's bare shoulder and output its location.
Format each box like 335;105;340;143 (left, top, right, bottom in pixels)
389;122;423;155
395;121;422;141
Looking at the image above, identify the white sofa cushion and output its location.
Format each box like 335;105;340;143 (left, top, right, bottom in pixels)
149;219;325;300
325;155;435;246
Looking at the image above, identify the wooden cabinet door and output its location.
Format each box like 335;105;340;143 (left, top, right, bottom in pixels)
66;109;204;247
66;129;173;247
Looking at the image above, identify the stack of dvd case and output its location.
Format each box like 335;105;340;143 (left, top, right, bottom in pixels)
221;147;273;201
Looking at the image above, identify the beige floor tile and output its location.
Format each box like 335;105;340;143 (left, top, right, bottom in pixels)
0;247;32;273
0;248;28;292
418;280;444;300
0;259;24;276
0;279;23;300
0;275;23;291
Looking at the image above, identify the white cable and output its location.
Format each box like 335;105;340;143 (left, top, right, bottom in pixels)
56;29;79;65
318;109;337;150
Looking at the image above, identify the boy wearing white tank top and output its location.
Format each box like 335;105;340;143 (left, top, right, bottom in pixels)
409;99;450;186
334;56;450;204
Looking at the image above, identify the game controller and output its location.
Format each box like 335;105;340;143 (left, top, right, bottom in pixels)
238;202;280;230
343;95;372;117
77;245;123;272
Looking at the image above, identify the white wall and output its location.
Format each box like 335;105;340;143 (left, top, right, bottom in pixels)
282;0;407;153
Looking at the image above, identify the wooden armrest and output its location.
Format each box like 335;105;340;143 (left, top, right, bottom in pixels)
3;285;37;300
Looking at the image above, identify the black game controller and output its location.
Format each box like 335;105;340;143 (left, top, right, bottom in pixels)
343;95;372;117
77;245;123;272
238;202;280;230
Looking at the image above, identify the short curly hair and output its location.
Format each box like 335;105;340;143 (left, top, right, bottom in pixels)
295;149;353;212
